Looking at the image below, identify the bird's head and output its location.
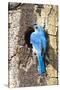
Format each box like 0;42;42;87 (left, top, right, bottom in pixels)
32;24;44;32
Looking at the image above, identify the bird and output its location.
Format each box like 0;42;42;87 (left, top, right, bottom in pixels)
30;24;47;76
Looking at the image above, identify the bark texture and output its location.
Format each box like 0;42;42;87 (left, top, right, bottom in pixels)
8;3;58;87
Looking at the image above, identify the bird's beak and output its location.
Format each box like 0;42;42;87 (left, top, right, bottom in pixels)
32;23;37;27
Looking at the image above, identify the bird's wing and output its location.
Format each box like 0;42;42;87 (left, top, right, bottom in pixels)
30;32;42;55
41;36;47;52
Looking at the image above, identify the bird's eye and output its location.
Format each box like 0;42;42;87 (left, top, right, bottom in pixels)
35;26;38;29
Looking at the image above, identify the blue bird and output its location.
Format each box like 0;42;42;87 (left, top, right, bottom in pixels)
30;25;47;76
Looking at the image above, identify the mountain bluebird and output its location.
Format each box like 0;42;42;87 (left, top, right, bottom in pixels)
30;25;47;76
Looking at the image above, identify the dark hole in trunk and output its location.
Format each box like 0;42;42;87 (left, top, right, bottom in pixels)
24;27;34;48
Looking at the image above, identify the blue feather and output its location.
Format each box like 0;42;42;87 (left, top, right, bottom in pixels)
30;25;47;75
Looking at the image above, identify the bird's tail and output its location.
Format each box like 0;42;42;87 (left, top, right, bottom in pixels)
37;54;46;76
